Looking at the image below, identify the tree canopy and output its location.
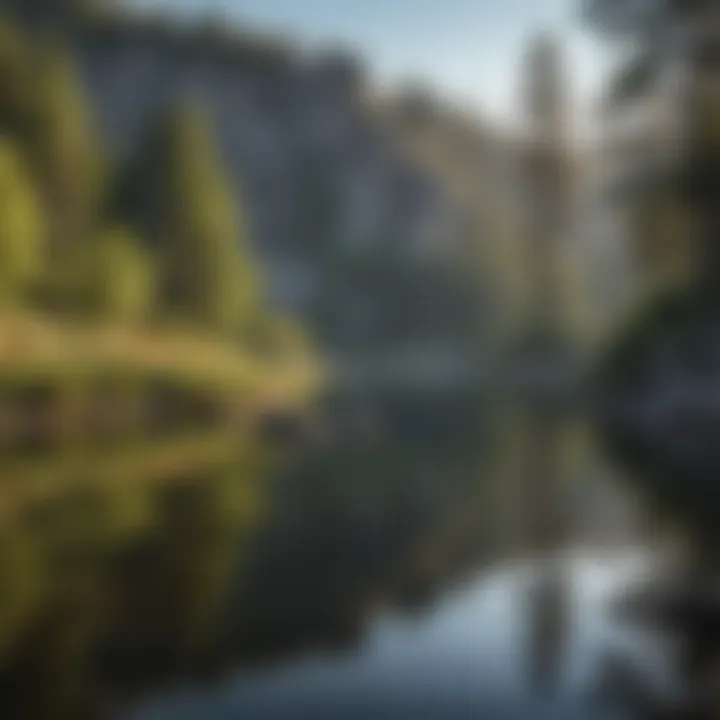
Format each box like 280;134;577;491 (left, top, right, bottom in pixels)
115;104;260;334
0;138;43;305
0;13;298;358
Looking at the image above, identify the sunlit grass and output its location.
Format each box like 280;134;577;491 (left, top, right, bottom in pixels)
0;309;321;406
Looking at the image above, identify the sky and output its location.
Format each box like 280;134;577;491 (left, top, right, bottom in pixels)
130;0;610;132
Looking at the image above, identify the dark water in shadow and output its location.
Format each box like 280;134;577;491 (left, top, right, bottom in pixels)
130;553;668;720
0;387;691;719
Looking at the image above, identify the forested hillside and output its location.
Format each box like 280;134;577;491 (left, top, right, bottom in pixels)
0;0;511;367
0;11;316;444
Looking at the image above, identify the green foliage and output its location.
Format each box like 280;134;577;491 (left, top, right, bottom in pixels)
117;104;260;334
29;41;105;260
0;15;32;135
164;106;257;333
80;226;154;322
0;138;43;305
598;281;720;386
586;0;720;287
0;16;309;393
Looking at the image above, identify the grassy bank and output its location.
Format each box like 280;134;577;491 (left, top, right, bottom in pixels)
0;311;317;397
0;311;320;448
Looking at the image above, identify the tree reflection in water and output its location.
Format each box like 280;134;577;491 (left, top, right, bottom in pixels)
0;388;501;720
0;436;271;720
0;385;709;720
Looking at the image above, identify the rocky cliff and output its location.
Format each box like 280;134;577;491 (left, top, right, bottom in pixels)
2;0;497;359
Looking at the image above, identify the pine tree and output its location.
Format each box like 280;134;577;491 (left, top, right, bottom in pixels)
0;138;43;306
116;104;258;334
79;226;153;322
29;40;106;289
585;0;720;285
0;15;32;137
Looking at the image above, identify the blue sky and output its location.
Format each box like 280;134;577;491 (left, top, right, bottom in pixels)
131;0;608;129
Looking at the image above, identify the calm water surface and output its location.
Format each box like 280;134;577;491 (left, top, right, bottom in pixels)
0;389;674;719
130;552;665;720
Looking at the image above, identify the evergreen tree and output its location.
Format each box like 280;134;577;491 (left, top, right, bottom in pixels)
585;0;720;285
0;138;43;306
79;226;153;322
29;41;105;276
116;104;258;334
0;15;32;137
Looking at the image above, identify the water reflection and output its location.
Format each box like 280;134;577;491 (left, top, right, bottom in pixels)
0;436;270;719
129;553;659;720
0;387;695;719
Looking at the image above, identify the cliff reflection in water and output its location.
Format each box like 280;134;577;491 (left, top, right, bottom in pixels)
0;387;521;720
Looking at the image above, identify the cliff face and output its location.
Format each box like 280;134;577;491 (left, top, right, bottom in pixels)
3;1;494;358
71;17;391;307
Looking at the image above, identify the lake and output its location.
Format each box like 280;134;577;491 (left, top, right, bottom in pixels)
0;387;688;719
